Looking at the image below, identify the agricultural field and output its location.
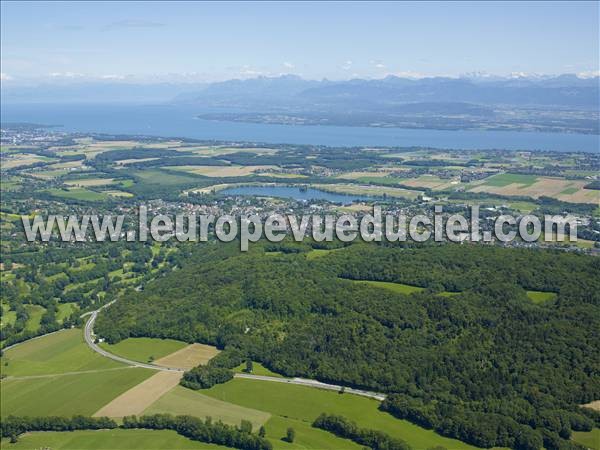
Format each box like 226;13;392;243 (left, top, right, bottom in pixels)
93;371;183;418
65;177;118;187
144;385;271;429
1;329;123;377
45;187;109;201
468;173;599;204
170;165;276;177
0;153;55;169
0;429;232;450
204;378;478;450
154;343;220;369
1;368;154;417
313;183;421;199
98;337;187;364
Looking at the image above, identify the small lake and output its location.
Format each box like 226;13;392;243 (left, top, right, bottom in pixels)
219;186;374;204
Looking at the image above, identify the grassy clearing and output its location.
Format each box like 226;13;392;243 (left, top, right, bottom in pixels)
1;367;154;417
145;385;271;429
204;379;477;450
572;428;600;450
306;248;346;260
482;173;539;187
0;429;231;450
46;187;108;202
24;304;45;332
56;302;78;323
526;290;558;304
1;302;17;328
1;328;123;377
99;337;187;364
233;362;284;378
348;279;425;294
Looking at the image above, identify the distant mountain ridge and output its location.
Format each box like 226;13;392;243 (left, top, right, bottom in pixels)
175;74;599;109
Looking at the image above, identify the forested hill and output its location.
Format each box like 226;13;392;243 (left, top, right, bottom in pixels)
95;242;600;449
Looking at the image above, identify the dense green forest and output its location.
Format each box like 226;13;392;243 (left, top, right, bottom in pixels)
95;241;600;449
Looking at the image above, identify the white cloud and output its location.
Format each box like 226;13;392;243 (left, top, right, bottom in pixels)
0;72;13;81
101;74;126;80
578;70;600;78
282;62;295;69
341;60;353;71
49;71;85;78
375;63;386;69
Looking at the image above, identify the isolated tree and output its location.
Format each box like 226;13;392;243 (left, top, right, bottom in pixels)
245;359;254;373
259;426;266;438
286;427;295;443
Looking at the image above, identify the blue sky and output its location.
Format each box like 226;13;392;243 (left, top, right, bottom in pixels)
1;1;598;83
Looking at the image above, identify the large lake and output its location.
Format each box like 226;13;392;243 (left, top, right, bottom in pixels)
219;186;374;204
2;103;598;153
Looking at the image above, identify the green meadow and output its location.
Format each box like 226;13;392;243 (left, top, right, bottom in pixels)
99;337;187;364
1;328;122;377
482;173;538;187
23;304;45;332
348;279;425;294
572;428;600;450
144;385;271;430
1;367;154;417
233;361;284;377
0;429;231;450
265;415;362;450
204;378;478;450
526;290;558;304
45;187;108;201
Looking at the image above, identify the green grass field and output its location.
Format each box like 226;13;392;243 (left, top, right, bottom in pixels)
0;429;232;450
56;302;78;323
1;302;17;328
233;362;284;377
306;248;345;260
204;378;477;450
526;290;558;304
23;304;45;332
1;328;123;377
144;385;271;429
572;428;600;450
348;279;425;294
45;187;108;202
99;337;187;364
482;173;538;187
265;415;362;450
560;187;579;195
131;169;200;186
1;367;154;417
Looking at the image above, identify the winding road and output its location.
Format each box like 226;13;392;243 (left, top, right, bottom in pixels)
84;303;386;401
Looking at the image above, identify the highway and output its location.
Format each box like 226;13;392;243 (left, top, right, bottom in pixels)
83;302;387;401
